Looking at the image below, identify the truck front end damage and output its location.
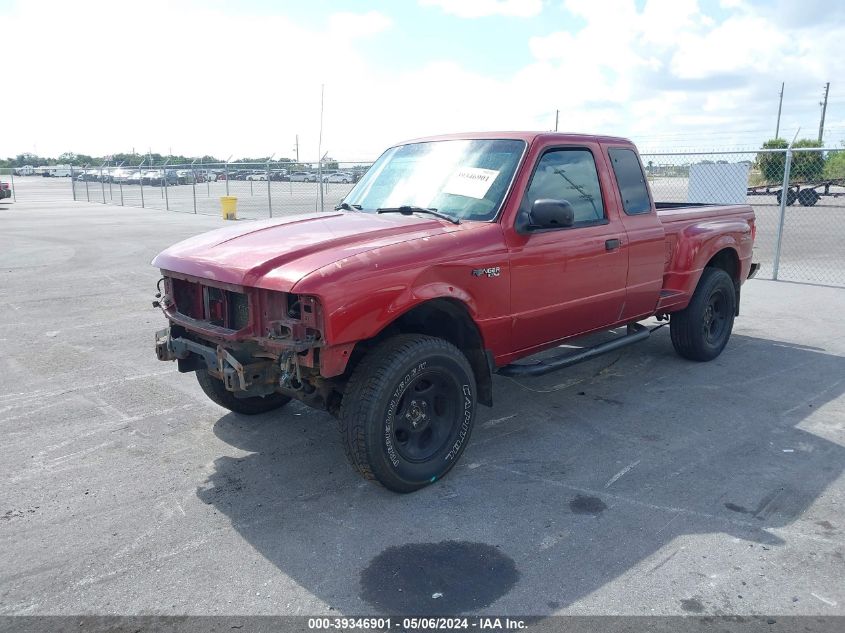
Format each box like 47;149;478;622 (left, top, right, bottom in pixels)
154;272;342;410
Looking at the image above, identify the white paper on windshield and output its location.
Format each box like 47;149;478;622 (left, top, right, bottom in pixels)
442;167;499;199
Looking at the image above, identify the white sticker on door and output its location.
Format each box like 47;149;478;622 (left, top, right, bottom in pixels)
442;167;500;199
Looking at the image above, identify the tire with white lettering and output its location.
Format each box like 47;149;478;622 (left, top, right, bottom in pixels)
670;267;736;362
196;369;291;415
339;334;477;493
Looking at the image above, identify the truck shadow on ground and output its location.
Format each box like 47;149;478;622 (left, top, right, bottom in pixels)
196;330;845;615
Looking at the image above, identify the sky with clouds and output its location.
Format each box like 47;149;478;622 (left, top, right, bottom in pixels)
2;0;843;160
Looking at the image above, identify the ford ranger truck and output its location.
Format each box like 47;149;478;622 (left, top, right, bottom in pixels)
153;132;758;493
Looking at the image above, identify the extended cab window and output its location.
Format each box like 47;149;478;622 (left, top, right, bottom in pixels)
523;149;605;226
608;148;651;215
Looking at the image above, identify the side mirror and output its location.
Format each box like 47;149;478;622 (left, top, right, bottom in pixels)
524;199;575;231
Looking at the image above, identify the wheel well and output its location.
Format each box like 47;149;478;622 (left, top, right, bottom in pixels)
705;247;739;285
704;247;741;314
349;299;494;407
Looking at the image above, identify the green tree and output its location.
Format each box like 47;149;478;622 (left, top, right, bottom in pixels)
755;138;826;183
57;152;96;165
823;142;845;180
791;139;825;182
755;138;788;183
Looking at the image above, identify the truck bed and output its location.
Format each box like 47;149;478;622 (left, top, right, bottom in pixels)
654;202;756;313
655;201;755;224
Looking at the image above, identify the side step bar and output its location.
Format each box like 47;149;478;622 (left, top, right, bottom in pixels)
497;323;651;378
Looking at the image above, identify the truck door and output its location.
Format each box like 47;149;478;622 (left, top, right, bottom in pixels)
602;145;666;321
507;144;628;353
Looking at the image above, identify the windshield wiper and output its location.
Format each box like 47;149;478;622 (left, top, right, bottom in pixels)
377;205;460;225
334;201;362;211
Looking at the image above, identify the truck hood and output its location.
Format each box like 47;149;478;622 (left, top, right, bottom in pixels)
152;212;462;291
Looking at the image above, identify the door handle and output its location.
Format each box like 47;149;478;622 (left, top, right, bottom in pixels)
605;238;621;251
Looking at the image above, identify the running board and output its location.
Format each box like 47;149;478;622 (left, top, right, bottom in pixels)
497;323;651;378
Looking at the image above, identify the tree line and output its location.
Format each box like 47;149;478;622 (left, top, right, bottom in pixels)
756;139;845;182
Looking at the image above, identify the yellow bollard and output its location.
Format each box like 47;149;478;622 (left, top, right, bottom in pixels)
220;196;238;220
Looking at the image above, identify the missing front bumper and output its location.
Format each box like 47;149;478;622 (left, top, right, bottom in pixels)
155;328;277;396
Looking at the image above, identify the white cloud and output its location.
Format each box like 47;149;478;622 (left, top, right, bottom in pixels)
419;0;543;18
521;0;843;149
328;11;393;37
2;0;843;161
2;1;395;160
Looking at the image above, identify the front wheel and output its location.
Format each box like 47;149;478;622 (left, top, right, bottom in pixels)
339;335;477;493
798;188;819;207
196;368;291;415
670;268;736;361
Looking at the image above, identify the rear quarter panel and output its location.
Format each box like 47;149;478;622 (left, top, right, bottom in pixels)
659;205;755;310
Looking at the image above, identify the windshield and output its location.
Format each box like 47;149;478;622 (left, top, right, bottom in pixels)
343;139;525;222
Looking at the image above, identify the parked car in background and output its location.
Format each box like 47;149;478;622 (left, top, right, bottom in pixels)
154;170;179;186
246;172;267;181
0;181;11;199
322;172;353;184
176;170;195;185
141;170;176;186
42;165;73;177
289;171;317;182
112;170;133;184
76;170;100;182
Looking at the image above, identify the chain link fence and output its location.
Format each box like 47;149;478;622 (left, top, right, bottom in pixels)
62;160;372;219
641;147;844;287
6;147;844;287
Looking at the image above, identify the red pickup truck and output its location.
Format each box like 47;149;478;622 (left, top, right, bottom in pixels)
153;132;757;492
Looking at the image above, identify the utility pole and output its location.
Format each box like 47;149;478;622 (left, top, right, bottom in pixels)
294;135;299;163
555;109;559;132
775;82;784;139
818;82;830;144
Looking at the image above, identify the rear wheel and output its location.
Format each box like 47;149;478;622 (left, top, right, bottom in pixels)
670;268;736;362
339;335;477;493
196;368;291;415
798;187;820;206
776;188;797;206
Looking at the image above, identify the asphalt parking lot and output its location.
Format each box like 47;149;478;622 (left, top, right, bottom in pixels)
1;197;844;617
